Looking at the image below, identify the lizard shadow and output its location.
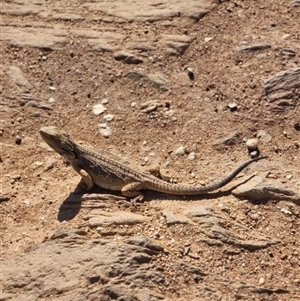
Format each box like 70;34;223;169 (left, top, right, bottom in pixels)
57;192;82;222
57;175;256;221
57;185;122;222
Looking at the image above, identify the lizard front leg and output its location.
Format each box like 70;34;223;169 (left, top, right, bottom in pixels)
72;163;94;190
121;182;145;202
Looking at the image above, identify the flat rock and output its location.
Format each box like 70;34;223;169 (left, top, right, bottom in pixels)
1;26;125;52
2;26;67;50
234;43;271;52
262;67;300;95
162;209;195;225
126;71;169;91
213;131;241;148
83;0;213;22
52;13;85;21
1;2;42;16
162;34;196;55
1;230;284;300
6;66;32;90
184;205;214;217
88;39;118;52
125;42;156;52
1;233;166;301
232;176;300;204
114;51;143;64
167;204;280;251
126;236;164;252
88;210;150;227
83;32;125;52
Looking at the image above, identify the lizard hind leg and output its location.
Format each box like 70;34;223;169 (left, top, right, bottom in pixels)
121;182;145;202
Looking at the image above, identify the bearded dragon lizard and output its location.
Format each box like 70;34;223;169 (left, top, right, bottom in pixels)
40;126;266;201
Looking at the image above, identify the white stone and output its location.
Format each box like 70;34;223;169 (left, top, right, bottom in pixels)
175;146;186;156
204;37;213;42
246;138;259;151
258;277;265;285
103;114;114;122
280;208;292;215
93;104;107;115
98;123;111;138
187;152;196;161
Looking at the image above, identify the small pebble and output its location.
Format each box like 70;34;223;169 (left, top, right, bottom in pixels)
204;37;213;42
15;135;22;145
32;161;43;170
175;146;186;156
11;175;21;181
98;123;111;138
187;68;195;80
219;203;231;213
251;213;259;221
93;104;107;115
44;161;54;171
102;98;109;104
281;208;292;215
250;150;259;158
49;86;56;91
246;138;259;151
228;103;238;111
187;152;196;161
294;122;300;131
49;97;55;103
141;102;158;113
266;173;277;179
103;114;114;122
141;100;162;114
258;277;265;285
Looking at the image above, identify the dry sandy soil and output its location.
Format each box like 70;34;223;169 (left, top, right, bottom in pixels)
1;0;300;300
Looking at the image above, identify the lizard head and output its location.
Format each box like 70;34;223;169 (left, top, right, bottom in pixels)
40;126;77;160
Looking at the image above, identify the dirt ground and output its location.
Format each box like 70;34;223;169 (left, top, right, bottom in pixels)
1;0;300;300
